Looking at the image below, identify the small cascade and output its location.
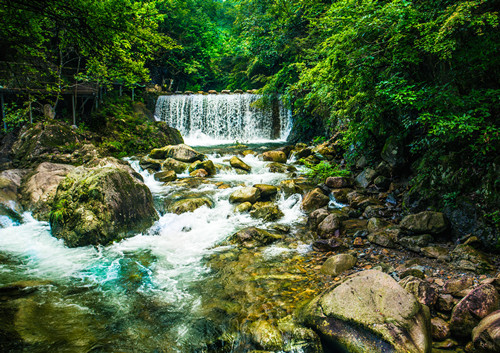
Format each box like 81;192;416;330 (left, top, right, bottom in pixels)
154;93;291;143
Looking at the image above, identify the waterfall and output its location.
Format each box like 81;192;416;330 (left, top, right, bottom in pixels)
154;94;291;144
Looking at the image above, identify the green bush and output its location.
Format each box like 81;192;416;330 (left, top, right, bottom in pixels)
302;160;350;184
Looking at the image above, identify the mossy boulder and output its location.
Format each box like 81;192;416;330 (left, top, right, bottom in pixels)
299;270;431;353
189;160;216;176
230;156;251;172
139;156;163;172
262;151;287;163
400;211;448;235
229;187;261;204
227;227;282;248
149;144;204;163
50;166;158;247
154;170;177;183
250;202;284;222
167;197;213;214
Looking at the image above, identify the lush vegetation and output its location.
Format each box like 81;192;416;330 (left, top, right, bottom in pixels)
1;0;499;214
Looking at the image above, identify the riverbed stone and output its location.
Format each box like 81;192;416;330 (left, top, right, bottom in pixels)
162;158;189;174
307;208;329;231
301;188;329;212
399;234;434;253
312;238;348;252
367;227;400;248
400;211;448;235
321;254;357;276
367;218;390;233
472;310;500;353
450;244;494;274
325;177;352;189
20;162;75;220
227;227;282;248
450;284;500;337
154;170;177;183
189;160;216;176
299;269;431;353
443;277;475;296
262;151;287;163
400;276;438;307
150;144;205;163
421;246;450;261
229;187;261;204
253;184;278;200
431;317;451;341
317;213;342;238
267;162;297;173
167;197;213;214
190;169;209;178
50;166;158;247
250;202;284;222
139;156;163;172
230;156;251;172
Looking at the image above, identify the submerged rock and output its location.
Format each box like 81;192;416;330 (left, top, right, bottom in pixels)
299;270;431;353
50;166;158;247
249;320;284;351
227;227;282;248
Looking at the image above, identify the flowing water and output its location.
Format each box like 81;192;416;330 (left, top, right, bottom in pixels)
154;94;292;145
0;142;330;352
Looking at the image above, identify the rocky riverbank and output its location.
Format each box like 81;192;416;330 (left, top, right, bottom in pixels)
0;122;499;352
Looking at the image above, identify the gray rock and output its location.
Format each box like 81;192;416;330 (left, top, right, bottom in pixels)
250;202;284;222
150;144;204;163
381;135;405;168
317;213;342;238
355;168;377;188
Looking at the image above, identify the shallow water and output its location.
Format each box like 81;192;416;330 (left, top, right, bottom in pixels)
0;145;325;352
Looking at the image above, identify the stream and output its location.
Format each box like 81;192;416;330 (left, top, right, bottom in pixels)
0;142;330;352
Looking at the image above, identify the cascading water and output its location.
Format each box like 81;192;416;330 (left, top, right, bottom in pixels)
154;94;292;144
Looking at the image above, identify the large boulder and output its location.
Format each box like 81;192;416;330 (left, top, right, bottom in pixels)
400;211;448;235
300;270;431;353
162;158;189;174
229;187;261;204
355;168;377;188
149;144;204;163
450;284;500;337
1;169;29;208
50;166;158;247
472;310;500;353
302;188;330;213
20;162;75;220
262;151;287;163
253;184;278;200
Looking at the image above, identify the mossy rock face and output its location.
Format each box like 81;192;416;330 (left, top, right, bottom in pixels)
11;121;90;167
50;166;158;247
299;270;431;353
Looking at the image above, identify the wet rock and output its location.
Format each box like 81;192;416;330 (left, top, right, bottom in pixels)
356;156;368;169
293;147;312;159
443;277;475;296
280;179;303;196
472;310;500;353
190;169;208;177
20;162;75;220
321;254;357;276
451;244;494;274
299;270;431;353
301;188;329;212
331;188;350;203
431;317;451;341
354;168;377;188
229;187;261;204
168;197;213;214
242;150;257;157
325;177;352;189
250;202;284;222
227;227;282;248
375;161;392;177
367;218;390;233
346;191;378;209
50;166;158;247
341;219;368;237
307;208;329;231
267;162;297;173
432;338;459;350
189;160;216;176
400;276;438;307
149;144;204;163
317;214;342;238
450;284;500;337
87;157;143;181
312;238;347;252
262;151;287;163
400;211;448;235
0;169;28;214
421;246;450;261
253;184;278;201
230;156;251;172
381;135;405;168
139;156;163;171
399;234;434;253
373;176;390;190
234;202;252;213
249;320;284;351
162;158;189;173
154;170;177;183
277;317;323;353
363;205;389;218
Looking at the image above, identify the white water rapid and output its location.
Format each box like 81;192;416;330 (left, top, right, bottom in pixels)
0;148;311;352
154;94;292;145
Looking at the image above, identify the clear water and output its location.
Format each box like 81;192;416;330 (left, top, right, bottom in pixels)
0;147;319;352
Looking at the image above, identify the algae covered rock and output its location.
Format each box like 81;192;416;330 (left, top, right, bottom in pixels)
249;320;284;351
149;144;205;163
167;197;213;214
162;157;189;174
250;202;284;222
229;187;261;204
230;156;251;172
154;170;177;183
227;227;282;248
50;166;158;247
262;151;287;163
189;160;216;176
253;184;278;200
300;269;431;353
